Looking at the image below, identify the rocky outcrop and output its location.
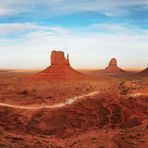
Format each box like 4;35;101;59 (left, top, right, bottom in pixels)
104;58;125;73
138;67;148;76
0;92;146;138
36;50;85;80
51;50;70;66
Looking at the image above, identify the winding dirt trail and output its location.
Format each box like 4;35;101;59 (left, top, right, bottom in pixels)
129;92;148;97
0;91;100;110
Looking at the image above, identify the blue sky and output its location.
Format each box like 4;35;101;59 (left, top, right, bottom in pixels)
0;0;148;70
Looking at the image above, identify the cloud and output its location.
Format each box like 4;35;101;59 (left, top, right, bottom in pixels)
0;1;148;70
0;23;72;39
0;23;37;33
0;22;148;69
0;0;34;16
1;0;148;17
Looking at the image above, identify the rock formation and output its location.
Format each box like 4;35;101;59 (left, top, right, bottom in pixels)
36;50;85;80
51;50;70;66
138;65;148;76
104;58;125;73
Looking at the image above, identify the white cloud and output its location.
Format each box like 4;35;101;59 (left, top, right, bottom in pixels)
0;23;72;38
0;1;148;70
0;22;148;69
0;23;37;33
0;0;34;16
0;0;148;16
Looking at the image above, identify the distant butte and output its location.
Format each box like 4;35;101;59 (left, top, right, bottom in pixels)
104;58;125;73
138;65;148;76
35;50;85;80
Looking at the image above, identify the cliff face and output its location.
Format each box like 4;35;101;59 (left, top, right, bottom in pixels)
105;58;124;73
138;67;148;76
36;50;85;80
51;50;70;66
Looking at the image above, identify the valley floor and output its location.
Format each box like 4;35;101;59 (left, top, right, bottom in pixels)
0;71;148;148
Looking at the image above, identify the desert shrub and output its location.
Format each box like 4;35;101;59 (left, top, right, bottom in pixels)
19;90;28;95
119;86;130;95
111;106;122;125
120;117;141;128
118;81;130;95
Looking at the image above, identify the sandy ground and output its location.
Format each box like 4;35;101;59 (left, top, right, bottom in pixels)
0;91;100;110
0;71;148;147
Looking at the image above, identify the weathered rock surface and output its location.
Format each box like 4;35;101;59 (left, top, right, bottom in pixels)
51;50;70;66
36;50;85;80
0;92;147;139
138;67;148;76
105;58;125;73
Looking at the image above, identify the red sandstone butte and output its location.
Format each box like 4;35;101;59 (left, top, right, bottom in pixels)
138;66;148;76
104;58;125;73
36;50;85;80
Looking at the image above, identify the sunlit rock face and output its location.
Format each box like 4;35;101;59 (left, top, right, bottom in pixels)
36;50;85;80
109;58;117;66
51;50;70;66
105;58;125;73
138;67;148;76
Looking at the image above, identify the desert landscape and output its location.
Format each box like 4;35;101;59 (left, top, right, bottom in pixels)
0;1;148;148
0;50;148;148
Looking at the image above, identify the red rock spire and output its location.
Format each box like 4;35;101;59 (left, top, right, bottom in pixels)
67;53;70;65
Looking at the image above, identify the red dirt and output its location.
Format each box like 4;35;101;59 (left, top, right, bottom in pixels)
0;72;148;147
0;91;148;147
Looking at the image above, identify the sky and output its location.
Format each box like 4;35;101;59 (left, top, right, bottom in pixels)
0;0;148;70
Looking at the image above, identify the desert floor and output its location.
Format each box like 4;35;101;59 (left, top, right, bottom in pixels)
0;70;148;148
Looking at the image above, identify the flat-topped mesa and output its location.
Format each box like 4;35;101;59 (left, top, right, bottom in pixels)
105;58;125;73
35;50;85;80
51;50;70;66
